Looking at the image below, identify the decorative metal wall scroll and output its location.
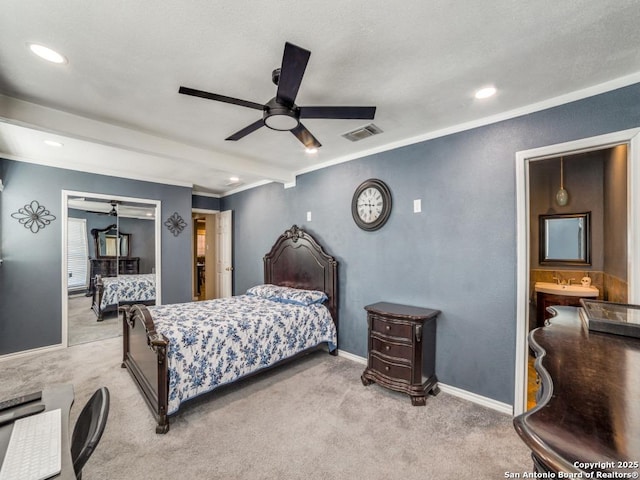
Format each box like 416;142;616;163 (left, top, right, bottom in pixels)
164;212;187;237
11;200;57;233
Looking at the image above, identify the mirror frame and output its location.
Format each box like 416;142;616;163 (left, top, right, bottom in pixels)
92;223;132;258
539;212;591;265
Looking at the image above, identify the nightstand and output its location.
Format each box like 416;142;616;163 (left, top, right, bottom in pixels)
361;302;440;405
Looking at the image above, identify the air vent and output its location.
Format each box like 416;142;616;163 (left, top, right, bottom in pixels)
342;123;383;142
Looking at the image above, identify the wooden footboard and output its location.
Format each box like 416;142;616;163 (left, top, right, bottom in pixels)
121;304;170;433
92;276;106;321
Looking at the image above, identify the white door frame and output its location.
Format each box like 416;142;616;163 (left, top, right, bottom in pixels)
61;190;162;348
514;127;640;415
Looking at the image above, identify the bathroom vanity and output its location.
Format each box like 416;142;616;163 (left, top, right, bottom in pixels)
534;282;598;329
514;305;640;475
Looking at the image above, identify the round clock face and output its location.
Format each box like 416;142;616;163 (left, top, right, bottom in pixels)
351;179;392;231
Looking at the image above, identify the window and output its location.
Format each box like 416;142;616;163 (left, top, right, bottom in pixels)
68;218;89;290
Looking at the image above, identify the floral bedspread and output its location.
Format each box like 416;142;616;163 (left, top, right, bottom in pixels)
100;274;156;309
147;295;337;415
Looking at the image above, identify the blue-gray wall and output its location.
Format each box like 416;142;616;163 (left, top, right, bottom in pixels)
192;194;220;211
0;160;193;355
222;83;640;405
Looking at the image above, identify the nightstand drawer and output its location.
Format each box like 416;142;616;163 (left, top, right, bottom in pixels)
371;336;412;361
370;354;412;383
371;315;412;338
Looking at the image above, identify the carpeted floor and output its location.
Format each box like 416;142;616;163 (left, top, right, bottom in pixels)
68;294;120;346
0;338;532;479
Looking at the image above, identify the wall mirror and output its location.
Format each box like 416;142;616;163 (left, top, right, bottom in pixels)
539;212;591;265
93;224;131;257
64;192;161;347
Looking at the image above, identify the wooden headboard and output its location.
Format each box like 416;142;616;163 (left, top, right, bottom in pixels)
264;225;338;330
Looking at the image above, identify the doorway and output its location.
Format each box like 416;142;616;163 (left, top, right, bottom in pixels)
514;128;640;415
192;210;232;301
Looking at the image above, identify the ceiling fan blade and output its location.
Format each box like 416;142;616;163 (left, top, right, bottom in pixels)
290;123;321;149
179;86;264;110
225;119;265;141
276;42;311;107
299;106;376;120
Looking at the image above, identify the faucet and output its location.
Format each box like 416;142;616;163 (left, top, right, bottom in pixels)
552;273;561;285
567;278;575;286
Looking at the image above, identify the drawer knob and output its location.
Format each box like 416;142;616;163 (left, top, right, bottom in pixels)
385;345;390;351
385;366;390;371
385;325;391;331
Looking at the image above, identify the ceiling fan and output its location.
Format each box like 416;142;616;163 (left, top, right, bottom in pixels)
86;200;118;216
179;42;376;149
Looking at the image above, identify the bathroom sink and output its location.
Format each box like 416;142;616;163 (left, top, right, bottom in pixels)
534;282;599;297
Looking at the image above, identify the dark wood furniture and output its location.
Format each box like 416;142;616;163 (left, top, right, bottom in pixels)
120;225;339;433
0;384;75;480
87;222;140;297
361;302;440;406
535;291;586;329
514;305;640;475
88;257;140;295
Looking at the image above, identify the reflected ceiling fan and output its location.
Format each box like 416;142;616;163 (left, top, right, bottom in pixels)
86;200;118;216
179;42;376;149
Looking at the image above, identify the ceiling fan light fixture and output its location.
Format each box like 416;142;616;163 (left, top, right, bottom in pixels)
264;100;300;131
28;43;67;64
264;114;299;131
305;147;318;154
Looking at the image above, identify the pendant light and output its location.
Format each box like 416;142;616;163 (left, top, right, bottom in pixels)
556;157;569;206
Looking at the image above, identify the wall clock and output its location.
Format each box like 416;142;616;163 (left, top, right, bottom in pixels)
351;179;392;231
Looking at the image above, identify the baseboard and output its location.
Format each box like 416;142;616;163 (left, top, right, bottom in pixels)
437;383;513;415
0;343;66;363
338;350;513;415
337;349;367;365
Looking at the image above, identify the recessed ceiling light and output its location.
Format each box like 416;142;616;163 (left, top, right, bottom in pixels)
305;148;318;154
44;140;63;147
28;43;67;64
475;86;496;99
229;176;240;183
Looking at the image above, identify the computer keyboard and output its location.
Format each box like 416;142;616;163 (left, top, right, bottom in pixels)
0;408;61;480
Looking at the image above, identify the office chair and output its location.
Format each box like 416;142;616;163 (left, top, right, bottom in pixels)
71;387;110;480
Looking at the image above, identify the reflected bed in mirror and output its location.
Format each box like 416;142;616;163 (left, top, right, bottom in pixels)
539;212;591;265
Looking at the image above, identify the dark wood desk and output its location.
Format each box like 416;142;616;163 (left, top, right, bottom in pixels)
514;306;640;475
0;384;76;480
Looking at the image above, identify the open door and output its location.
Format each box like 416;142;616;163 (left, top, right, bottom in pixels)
192;210;232;300
215;210;232;298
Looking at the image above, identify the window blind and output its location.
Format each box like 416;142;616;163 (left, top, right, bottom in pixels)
68;218;89;290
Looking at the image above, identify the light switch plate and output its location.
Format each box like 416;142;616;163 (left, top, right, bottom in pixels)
413;199;422;213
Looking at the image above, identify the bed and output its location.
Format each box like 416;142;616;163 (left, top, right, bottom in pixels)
92;273;156;321
120;225;339;433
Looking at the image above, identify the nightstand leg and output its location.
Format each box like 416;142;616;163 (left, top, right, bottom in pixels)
429;385;440;396
411;395;426;406
361;374;373;386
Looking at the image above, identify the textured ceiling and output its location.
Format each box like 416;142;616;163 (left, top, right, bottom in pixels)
1;1;640;195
